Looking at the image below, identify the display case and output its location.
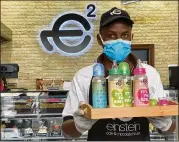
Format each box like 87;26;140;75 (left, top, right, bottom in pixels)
0;90;178;141
0;90;87;141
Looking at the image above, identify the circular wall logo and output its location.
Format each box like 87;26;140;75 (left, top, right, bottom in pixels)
38;4;97;57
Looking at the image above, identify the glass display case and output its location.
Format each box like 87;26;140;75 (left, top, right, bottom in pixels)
0;90;178;141
0;90;87;141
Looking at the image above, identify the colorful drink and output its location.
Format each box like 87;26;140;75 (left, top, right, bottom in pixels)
108;60;124;107
133;59;149;106
92;62;107;108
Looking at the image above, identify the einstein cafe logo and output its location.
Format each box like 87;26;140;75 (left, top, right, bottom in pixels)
38;4;97;57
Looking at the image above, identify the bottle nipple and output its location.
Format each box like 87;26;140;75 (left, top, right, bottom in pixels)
118;62;130;76
137;59;143;68
112;60;118;69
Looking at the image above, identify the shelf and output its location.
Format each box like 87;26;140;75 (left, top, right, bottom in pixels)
1;22;12;44
1;136;87;140
1;90;69;93
1;113;63;119
0;91;68;97
1;133;176;141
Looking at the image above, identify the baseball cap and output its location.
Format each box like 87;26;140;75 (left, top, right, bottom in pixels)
100;7;134;27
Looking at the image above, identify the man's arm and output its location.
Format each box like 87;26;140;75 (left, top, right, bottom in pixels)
148;69;176;133
157;119;176;134
62;118;82;138
61;73;97;138
62;105;97;138
61;73;84;138
166;121;176;133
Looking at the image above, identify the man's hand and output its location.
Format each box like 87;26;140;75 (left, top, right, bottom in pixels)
62;102;98;139
148;116;176;134
62;119;81;139
73;102;98;134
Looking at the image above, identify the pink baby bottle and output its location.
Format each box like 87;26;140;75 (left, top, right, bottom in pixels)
133;59;149;106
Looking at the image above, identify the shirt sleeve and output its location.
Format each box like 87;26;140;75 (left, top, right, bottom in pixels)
62;73;84;118
148;70;173;132
62;72;96;134
149;71;165;100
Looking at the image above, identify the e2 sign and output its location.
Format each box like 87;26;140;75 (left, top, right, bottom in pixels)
38;4;97;57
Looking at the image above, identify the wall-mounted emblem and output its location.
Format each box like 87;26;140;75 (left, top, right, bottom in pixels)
38;4;97;57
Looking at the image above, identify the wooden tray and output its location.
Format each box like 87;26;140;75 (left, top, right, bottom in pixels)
80;101;178;119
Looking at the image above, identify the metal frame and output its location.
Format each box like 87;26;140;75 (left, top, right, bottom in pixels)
132;44;155;67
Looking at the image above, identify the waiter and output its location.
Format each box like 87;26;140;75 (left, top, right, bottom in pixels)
62;7;176;141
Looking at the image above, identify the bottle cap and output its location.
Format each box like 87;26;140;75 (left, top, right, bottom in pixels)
158;97;168;106
109;60;121;75
109;68;121;75
118;62;130;75
134;68;146;75
133;59;146;75
93;62;105;77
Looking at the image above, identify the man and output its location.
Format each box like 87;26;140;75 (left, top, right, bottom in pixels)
62;7;176;141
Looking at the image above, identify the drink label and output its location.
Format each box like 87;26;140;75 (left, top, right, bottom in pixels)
138;89;149;104
133;79;149;106
108;80;124;107
92;81;107;108
123;79;133;107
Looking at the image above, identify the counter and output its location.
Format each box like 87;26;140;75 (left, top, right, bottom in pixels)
0;90;178;141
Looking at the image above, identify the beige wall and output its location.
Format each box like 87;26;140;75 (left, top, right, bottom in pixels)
1;1;178;89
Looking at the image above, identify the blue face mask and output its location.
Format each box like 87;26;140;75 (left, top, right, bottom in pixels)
101;37;132;63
